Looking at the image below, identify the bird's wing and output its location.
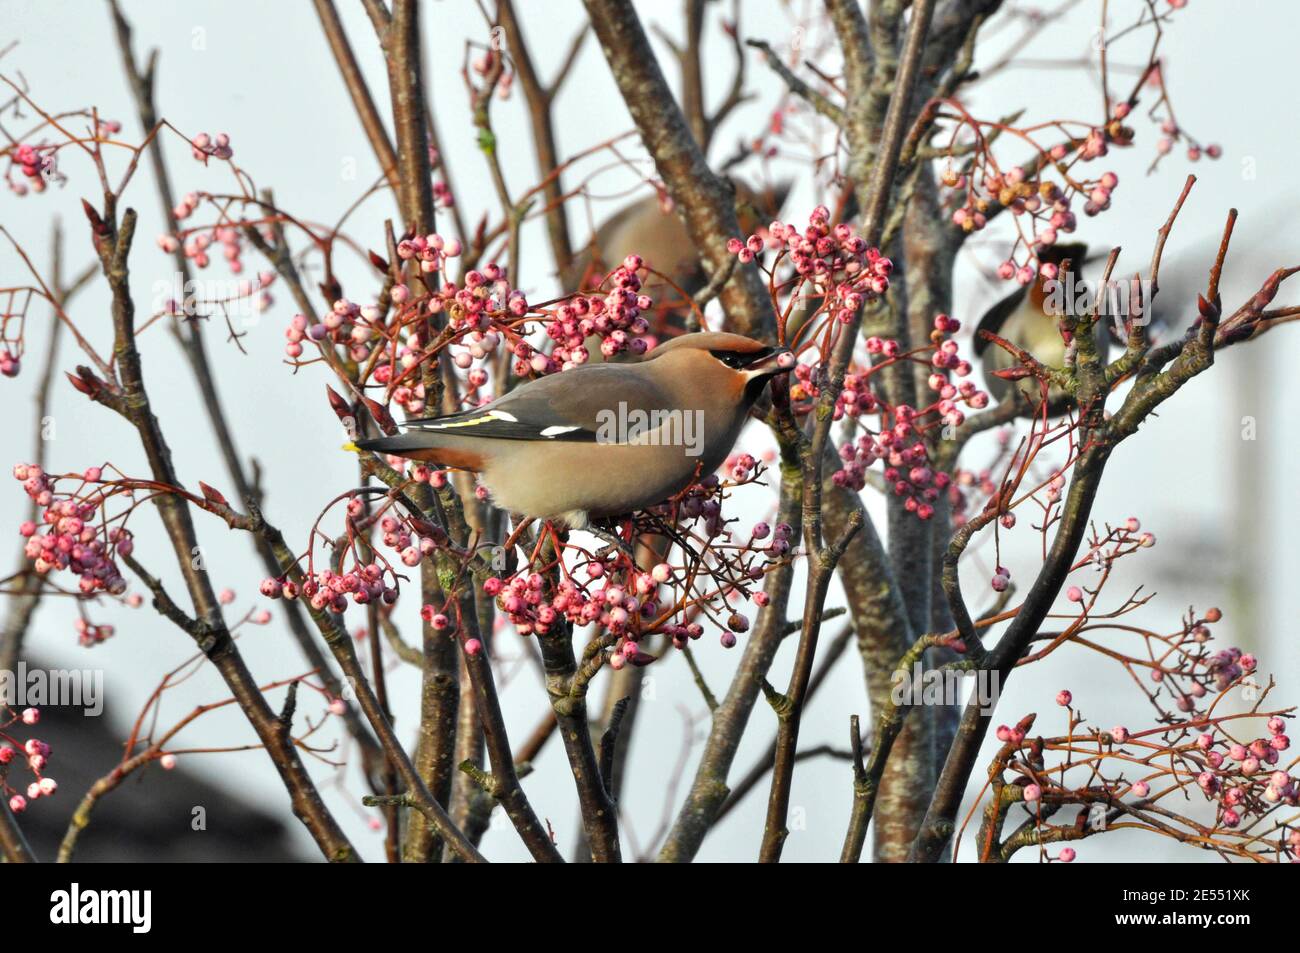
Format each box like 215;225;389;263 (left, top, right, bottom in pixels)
972;285;1029;356
402;364;676;442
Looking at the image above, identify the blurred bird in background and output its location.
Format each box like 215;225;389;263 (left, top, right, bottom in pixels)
972;242;1106;413
972;238;1222;414
566;179;790;336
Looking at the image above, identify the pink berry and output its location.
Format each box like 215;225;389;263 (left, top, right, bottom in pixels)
1056;690;1072;707
160;753;177;770
1058;847;1076;863
464;638;482;657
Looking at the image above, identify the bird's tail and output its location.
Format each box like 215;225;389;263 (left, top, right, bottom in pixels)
348;433;484;471
352;433;418;454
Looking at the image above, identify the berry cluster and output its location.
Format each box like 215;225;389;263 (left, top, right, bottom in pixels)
395;231;464;275
479;519;786;662
1206;646;1257;693
789;310;987;521
9;143;54;193
425;147;456;208
261;563;397;614
189;131;233;163
942;76;1221;279
288;298;391;364
260;505;446;616
948;163;1093;276
1;707;55;816
285;233;657;397
166;190;203;226
486;569;658;641
1154;116;1222;162
538;257;652;369
13;464;128;598
729;206;892;320
73;618;115;648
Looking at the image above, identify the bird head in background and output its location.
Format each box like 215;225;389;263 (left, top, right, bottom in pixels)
734;179;792;239
972;242;1105;414
971;235;1219;415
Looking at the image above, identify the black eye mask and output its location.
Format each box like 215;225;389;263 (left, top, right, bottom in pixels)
711;347;776;369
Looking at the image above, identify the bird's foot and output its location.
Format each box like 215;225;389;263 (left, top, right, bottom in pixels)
587;523;637;565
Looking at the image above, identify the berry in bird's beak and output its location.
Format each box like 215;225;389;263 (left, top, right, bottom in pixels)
744;348;796;376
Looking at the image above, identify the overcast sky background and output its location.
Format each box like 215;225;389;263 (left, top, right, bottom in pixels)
3;0;1297;862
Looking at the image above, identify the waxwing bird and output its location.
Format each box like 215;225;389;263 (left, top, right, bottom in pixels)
353;332;794;528
973;242;1110;414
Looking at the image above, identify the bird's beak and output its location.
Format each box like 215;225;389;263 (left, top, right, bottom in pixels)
742;347;796;378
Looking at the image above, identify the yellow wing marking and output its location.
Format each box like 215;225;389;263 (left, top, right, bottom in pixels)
427;412;511;430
